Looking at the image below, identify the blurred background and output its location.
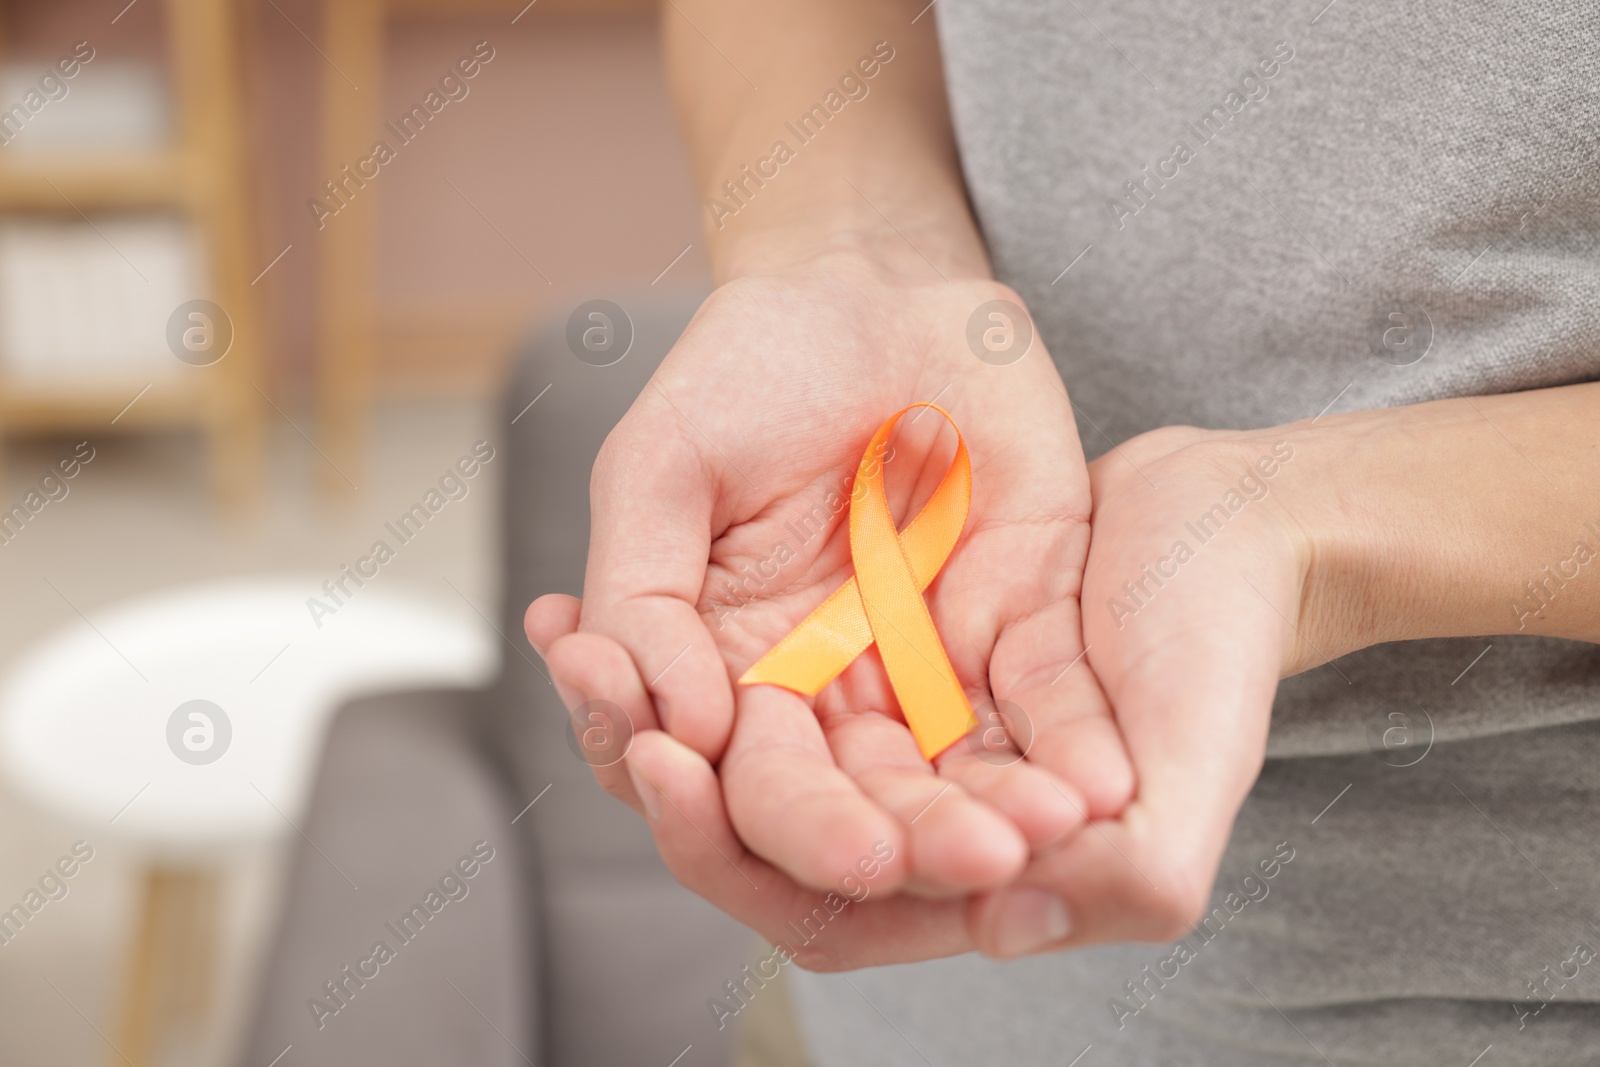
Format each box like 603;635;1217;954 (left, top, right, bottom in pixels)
0;0;720;1064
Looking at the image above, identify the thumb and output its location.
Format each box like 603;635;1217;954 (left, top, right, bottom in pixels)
582;397;735;760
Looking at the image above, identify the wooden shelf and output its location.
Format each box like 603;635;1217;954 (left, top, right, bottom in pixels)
0;152;194;211
0;375;211;429
0;0;264;520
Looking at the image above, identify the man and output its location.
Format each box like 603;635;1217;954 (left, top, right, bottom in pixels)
528;1;1600;1062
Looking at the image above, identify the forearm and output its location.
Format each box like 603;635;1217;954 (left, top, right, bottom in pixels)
1287;381;1600;654
662;0;988;282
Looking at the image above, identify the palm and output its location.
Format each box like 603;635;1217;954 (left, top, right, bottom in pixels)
538;256;1133;901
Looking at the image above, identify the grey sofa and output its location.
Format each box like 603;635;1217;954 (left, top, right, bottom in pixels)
238;294;779;1066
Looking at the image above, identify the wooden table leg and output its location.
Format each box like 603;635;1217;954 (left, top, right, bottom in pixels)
114;866;220;1067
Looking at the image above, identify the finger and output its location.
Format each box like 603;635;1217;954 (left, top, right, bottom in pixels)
626;728;973;971
722;685;909;895
582;401;734;761
524;593;581;655
544;629;662;816
988;597;1137;821
933;738;1085;853
970;568;1287;957
820;700;1029;895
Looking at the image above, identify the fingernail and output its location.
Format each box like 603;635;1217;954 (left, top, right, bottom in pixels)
990;888;1072;957
627;761;663;821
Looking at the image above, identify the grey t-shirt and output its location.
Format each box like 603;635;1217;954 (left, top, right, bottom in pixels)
791;2;1600;1063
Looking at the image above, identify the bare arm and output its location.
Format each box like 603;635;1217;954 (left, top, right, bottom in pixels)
1291;381;1600;656
662;0;989;282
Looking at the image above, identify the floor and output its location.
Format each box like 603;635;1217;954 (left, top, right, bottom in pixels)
0;397;500;1067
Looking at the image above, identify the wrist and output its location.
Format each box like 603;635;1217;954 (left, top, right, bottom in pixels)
1274;395;1598;662
1260;411;1440;666
715;218;989;286
1110;418;1452;674
703;159;992;285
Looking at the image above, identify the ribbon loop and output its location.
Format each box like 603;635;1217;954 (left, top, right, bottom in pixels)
739;404;976;759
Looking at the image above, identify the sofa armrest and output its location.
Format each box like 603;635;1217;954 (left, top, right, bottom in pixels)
237;688;536;1067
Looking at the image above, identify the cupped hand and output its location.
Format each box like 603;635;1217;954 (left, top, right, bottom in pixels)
964;424;1320;955
526;250;1134;925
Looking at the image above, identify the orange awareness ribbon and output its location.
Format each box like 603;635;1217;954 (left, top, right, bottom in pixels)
739;404;977;760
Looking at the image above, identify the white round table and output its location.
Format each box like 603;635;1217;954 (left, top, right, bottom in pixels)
0;575;498;1066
